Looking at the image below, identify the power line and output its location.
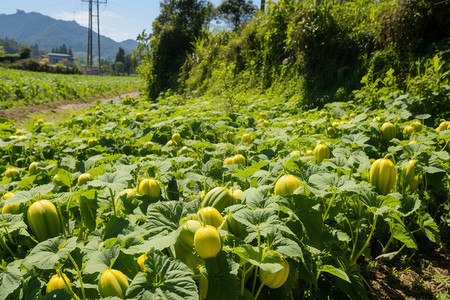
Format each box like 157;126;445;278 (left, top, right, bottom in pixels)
81;0;107;74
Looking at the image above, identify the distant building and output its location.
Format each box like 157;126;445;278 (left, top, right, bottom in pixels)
47;53;74;66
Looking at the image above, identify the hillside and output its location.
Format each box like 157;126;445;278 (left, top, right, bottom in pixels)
0;10;138;60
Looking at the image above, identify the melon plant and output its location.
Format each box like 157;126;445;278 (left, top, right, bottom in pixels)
201;187;233;212
27;200;61;242
369;158;397;195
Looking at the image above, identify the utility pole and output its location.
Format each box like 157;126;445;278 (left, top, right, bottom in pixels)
82;0;107;74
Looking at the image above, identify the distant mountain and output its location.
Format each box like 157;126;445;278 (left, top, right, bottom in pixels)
0;10;139;61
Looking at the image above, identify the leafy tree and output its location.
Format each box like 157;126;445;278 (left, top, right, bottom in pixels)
19;46;31;59
0;46;4;56
216;0;257;31
124;53;133;75
115;47;126;64
139;0;214;100
68;47;73;57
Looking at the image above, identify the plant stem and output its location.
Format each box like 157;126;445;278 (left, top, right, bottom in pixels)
2;224;14;245
254;281;265;300
351;214;378;266
108;187;117;217
381;234;394;254
68;252;86;300
56;202;67;238
58;268;81;300
241;264;246;296
322;189;337;224
0;235;15;258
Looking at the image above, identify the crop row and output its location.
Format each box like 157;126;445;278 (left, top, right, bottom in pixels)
0;94;448;299
0;67;143;109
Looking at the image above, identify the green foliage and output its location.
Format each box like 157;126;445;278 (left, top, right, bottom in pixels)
215;0;257;31
0;67;143;109
354;51;450;125
138;0;214;100
0;90;448;299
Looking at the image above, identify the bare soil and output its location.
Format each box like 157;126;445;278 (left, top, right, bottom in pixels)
0;91;140;122
367;249;449;299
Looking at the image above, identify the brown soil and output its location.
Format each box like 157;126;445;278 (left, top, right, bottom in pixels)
0;91;140;122
367;249;449;299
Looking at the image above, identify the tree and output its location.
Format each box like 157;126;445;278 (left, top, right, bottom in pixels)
59;44;68;54
139;0;214;100
68;47;73;57
124;53;133;75
115;47;126;64
216;0;257;31
19;46;31;59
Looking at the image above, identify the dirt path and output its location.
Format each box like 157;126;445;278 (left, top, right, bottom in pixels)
0;91;140;122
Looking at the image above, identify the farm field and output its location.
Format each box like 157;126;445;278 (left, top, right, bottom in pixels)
0;67;143;110
0;92;448;299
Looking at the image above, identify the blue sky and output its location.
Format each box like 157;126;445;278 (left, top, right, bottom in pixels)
1;0;225;42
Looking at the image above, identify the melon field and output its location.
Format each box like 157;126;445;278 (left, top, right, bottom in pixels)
0;90;448;299
0;67;143;110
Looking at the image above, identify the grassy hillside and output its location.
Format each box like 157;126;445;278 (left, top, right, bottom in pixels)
138;0;449;126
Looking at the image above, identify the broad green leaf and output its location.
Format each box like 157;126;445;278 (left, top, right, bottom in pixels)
126;249;198;299
60;156;76;170
57;169;73;187
232;161;269;179
420;212;440;244
265;229;304;259
0;268;21;300
318;265;350;283
79;190;98;231
5;183;54;205
205;251;239;300
84;154;105;171
84;246;120;274
25;237;77;270
89;171;133;191
143;201;195;238
384;213;418;249
20;275;44;300
103;216;130;240
397;195;420;217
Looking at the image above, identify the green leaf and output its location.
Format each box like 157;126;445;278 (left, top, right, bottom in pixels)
420;212;440;244
205;251;239;300
25;237;77;270
143;201;195;238
57;169;73;187
103;216;130;240
126;249;198;299
0;269;21;300
265;230;304;259
397;195;420;217
232;244;282;273
89;171;133;191
384;213;418;249
5;183;54;205
84;246;120;274
79;190;98;231
60;156;76;170
318;265;350;283
20;275;44;300
84;154;105;171
232;161;269;179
